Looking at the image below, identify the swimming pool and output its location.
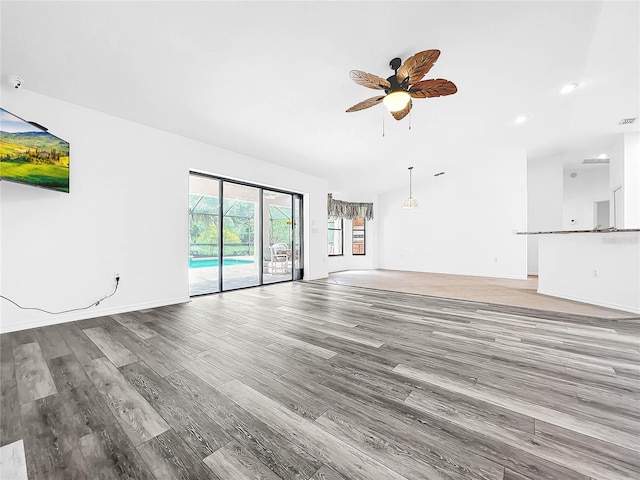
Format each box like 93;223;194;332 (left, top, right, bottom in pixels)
189;257;254;268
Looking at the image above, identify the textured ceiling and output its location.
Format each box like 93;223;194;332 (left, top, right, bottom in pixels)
1;1;638;196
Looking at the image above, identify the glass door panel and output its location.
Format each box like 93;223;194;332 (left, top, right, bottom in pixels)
222;182;260;290
189;175;220;295
292;195;303;280
263;190;293;284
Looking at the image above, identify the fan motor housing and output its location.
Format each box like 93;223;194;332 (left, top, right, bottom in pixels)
385;73;409;93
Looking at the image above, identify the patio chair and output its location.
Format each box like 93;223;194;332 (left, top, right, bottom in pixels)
269;243;290;273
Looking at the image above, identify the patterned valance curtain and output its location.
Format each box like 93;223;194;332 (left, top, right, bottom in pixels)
327;193;374;220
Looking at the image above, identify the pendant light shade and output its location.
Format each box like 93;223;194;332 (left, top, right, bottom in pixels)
402;166;419;209
402;197;419;209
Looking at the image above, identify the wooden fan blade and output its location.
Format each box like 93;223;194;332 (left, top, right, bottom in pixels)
397;50;440;85
409;79;457;98
346;96;385;112
349;70;391;90
391;99;412;121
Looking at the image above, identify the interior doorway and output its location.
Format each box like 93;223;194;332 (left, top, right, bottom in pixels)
594;200;610;229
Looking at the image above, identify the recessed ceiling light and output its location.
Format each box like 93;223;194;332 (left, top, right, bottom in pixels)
560;82;580;94
515;115;529;124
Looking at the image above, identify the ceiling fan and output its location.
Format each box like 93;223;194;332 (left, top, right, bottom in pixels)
346;49;457;120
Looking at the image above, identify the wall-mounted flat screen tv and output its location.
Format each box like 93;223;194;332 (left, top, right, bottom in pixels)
0;107;70;193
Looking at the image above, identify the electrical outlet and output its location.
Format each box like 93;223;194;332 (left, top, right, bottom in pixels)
593;270;599;278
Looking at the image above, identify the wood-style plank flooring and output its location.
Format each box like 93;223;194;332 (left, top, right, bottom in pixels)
1;281;639;479
320;270;632;319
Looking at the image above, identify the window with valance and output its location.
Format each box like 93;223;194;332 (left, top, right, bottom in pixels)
327;193;374;220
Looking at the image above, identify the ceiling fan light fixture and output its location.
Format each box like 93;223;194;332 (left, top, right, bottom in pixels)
347;49;456;121
383;90;411;112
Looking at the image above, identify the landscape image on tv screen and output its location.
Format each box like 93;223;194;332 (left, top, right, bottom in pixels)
0;108;70;192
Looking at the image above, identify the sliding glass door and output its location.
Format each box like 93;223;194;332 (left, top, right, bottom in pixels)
222;183;261;291
189;172;302;295
188;175;221;295
263;190;293;284
292;195;303;280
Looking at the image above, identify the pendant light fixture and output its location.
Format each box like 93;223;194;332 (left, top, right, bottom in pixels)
402;166;419;209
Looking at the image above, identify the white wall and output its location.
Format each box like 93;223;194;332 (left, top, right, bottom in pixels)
562;165;610;230
327;193;378;273
377;149;528;279
623;132;640;228
609;134;625;227
538;232;640;313
0;88;328;333
527;155;563;274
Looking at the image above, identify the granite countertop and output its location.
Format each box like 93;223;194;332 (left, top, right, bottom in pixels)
516;228;640;235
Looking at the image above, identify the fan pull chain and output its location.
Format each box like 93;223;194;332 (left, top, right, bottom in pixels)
382;107;385;137
409;111;412;131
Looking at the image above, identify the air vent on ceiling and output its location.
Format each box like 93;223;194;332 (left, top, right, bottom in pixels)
619;117;637;125
583;158;610;164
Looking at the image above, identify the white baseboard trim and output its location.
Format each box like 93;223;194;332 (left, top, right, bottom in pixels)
0;296;191;334
538;289;640;314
